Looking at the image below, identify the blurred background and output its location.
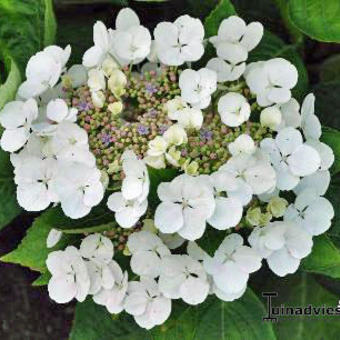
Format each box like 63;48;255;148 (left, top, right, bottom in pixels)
1;0;340;339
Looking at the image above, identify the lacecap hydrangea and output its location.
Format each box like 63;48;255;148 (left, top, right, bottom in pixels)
0;7;334;330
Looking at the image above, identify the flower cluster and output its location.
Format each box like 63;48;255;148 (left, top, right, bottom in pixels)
0;7;335;330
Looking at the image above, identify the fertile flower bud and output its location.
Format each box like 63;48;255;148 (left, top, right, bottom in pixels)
147;136;168;157
102;57;119;77
260;106;282;130
108;69;127;97
267;196;288;217
100;170;109;189
88;69;106;91
165;146;181;167
182;159;199;175
163;124;188;146
91;90;105;108
246;207;262;226
144;155;166;169
108;101;123;116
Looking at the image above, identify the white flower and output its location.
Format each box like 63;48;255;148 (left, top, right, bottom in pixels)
218;92;250;127
179;68;217;109
63;64;88;88
122;152;150;202
47;246;90;303
127;231;170;278
124;277;171;330
80;233;114;263
300;93;322;140
91;91;106;109
276;98;301;130
260;127;321;190
163;124;188;146
88;69;106;92
159;255;209;305
228;134;255;156
209;16;263;79
204;234;261;297
46;99;78;124
46;229;63;248
93;260;128;314
14;157;58;211
248;221;313;277
168;107;203;130
159;233;185;250
207;172;243;230
83;21;113;68
293;170;331;196
111;8;151;65
165;96;188;117
86;260;115;295
0;99;38;152
18;45;71;99
220;151;276;196
207;57;245;82
284;189;334;236
107;192;147;228
147;136;168;157
53;162;104;219
245;58;298;106
49;122;96;167
305;139;334;171
260;106;282;130
155;174;215;241
154;15;204;66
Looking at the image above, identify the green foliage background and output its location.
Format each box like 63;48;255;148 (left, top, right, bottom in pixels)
1;0;340;339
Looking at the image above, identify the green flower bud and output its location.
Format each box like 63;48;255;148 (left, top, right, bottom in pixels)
267;197;288;218
246;207;262;226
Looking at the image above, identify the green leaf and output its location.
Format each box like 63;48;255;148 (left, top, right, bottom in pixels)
204;0;236;38
314;82;340;129
288;0;340;42
320;127;340;174
0;150;21;230
43;0;57;46
302;235;340;279
249;30;308;100
32;271;51;287
0;208;75;272
326;179;340;244
272;0;303;43
256;272;340;340
0;53;21;109
0;203;115;272
195;289;276;340
320;54;340;83
70;299;149;340
58;222;116;234
0;0;57;76
196;228;229;256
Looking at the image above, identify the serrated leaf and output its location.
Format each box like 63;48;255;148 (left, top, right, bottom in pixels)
70;299;149;340
204;0;236;38
0;0;57;76
0;208;75;272
0;150;21;230
0;53;21;109
255;272;340;340
288;0;340;43
195;289;276;340
302;235;340;279
249;30;308;100
1;203;115;272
